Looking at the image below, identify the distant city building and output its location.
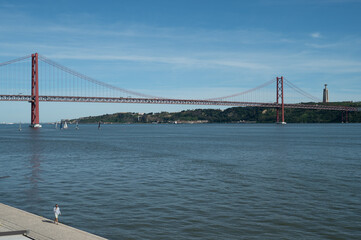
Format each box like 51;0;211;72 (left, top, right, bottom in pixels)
323;84;329;103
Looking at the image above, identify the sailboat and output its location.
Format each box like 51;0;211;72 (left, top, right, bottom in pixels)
63;121;68;129
75;122;79;130
98;121;101;130
55;122;58;129
18;122;22;131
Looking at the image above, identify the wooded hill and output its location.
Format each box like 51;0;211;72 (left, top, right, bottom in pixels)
74;102;361;124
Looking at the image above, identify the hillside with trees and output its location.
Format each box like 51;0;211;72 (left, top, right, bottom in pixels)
74;102;361;124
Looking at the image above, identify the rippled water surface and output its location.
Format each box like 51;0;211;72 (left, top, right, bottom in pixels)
1;123;361;239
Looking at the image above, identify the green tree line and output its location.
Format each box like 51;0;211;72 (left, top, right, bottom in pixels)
74;102;361;124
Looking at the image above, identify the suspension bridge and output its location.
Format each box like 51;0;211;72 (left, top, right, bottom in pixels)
0;53;359;127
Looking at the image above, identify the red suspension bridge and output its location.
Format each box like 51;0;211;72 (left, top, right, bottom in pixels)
0;53;359;127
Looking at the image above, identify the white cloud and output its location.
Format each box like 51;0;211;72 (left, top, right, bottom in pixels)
292;59;361;73
310;32;322;38
305;43;339;48
42;52;271;71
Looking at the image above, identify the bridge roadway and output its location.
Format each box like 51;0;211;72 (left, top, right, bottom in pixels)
0;94;359;112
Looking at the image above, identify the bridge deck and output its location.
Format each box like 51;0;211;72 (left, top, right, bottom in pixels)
0;95;359;112
0;203;106;240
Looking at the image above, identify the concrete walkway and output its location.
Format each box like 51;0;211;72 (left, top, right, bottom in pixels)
0;203;107;240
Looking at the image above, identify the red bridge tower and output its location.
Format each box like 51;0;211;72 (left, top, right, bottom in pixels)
30;53;41;128
276;76;286;124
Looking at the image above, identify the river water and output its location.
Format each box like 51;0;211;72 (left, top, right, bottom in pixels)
0;123;360;239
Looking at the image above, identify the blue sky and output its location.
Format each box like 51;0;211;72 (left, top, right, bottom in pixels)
1;0;361;122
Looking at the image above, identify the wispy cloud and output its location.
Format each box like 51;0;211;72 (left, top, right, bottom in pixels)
44;52;271;71
310;32;322;38
260;0;361;6
305;43;339;49
291;59;361;73
1;6;361;89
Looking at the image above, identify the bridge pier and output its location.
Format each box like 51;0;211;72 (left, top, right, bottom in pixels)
30;53;41;128
342;110;349;123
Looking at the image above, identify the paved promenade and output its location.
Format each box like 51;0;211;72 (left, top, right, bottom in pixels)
0;203;107;240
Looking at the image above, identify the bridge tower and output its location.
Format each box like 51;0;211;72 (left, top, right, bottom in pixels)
30;53;41;128
276;76;285;124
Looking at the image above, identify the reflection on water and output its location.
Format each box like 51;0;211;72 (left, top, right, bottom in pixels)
26;130;43;201
28;153;41;195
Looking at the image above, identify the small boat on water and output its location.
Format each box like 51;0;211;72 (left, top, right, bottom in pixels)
18;122;22;131
60;120;68;129
55;122;58;129
98;121;101;130
75;122;79;130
